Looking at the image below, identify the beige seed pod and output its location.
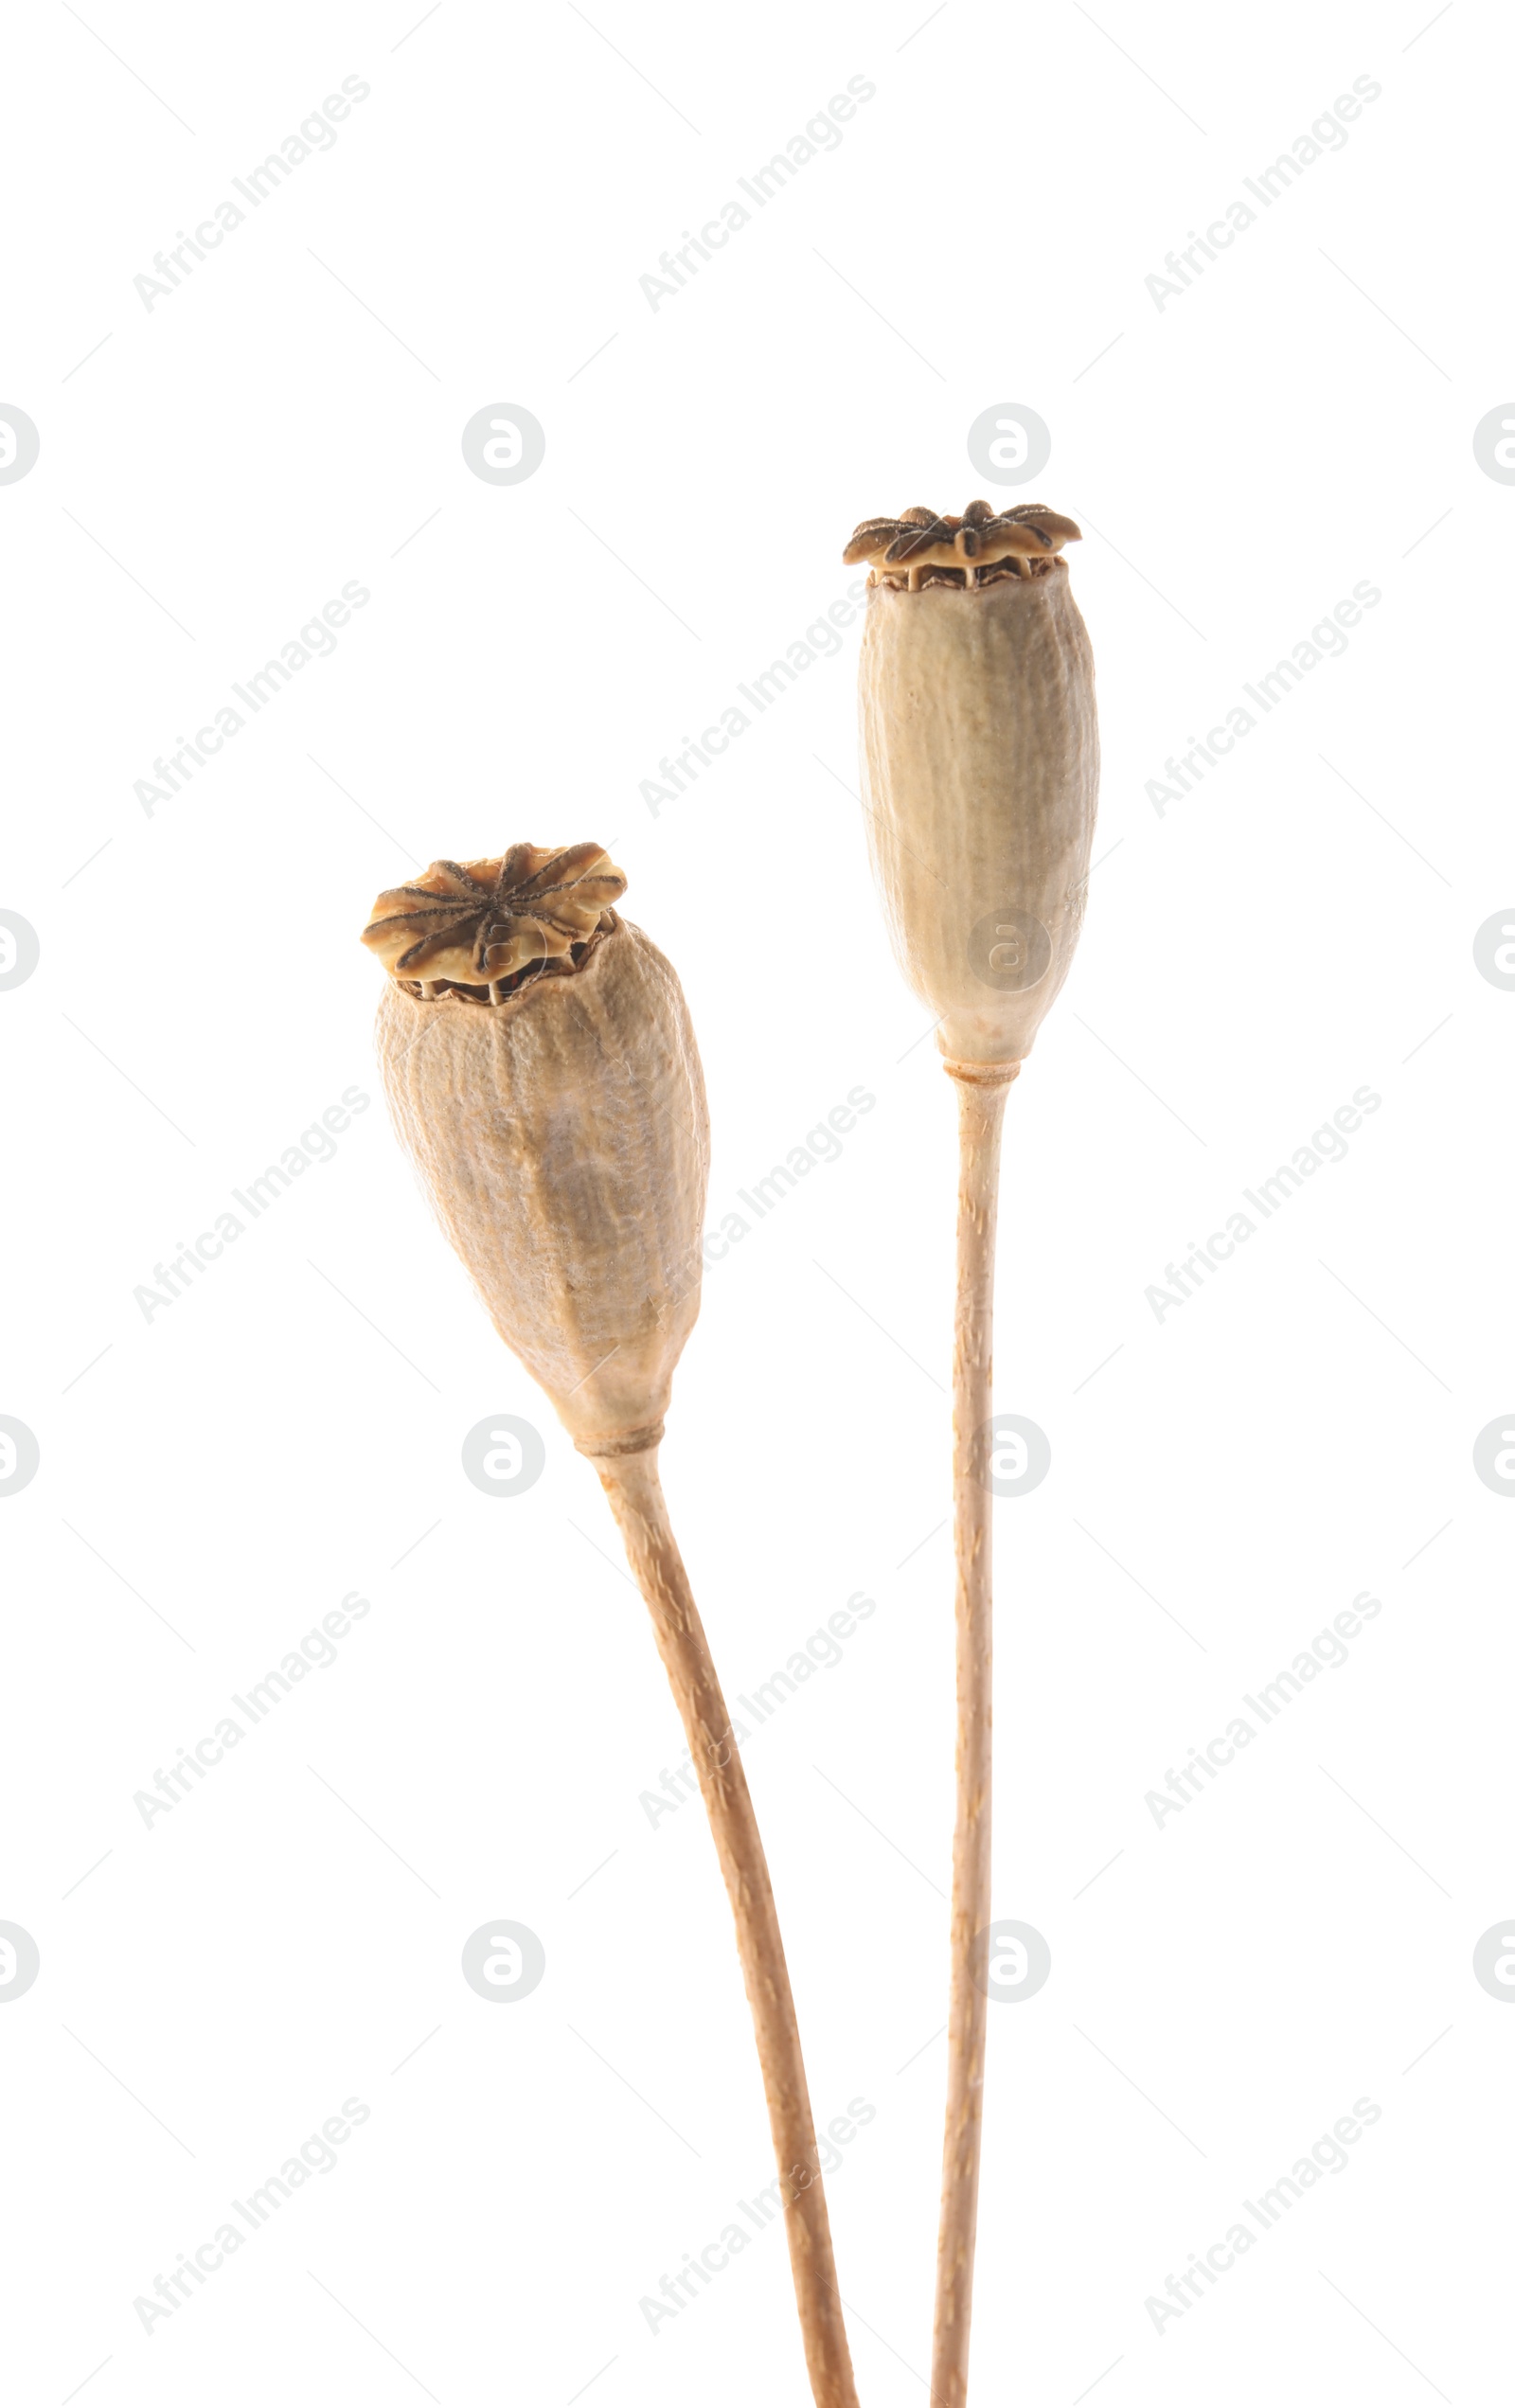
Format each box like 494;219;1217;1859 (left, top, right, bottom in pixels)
854;514;1098;1071
847;507;1099;2408
370;865;704;1455
361;845;861;2408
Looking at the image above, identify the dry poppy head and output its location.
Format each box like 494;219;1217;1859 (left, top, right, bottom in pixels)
843;501;1081;592
361;842;626;1002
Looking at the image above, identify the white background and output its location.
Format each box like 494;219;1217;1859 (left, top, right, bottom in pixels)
3;2;1511;2402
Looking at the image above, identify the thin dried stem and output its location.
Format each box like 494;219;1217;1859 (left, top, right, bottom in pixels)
932;1067;1013;2407
596;1446;861;2408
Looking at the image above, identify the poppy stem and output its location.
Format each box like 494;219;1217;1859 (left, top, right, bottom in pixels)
596;1446;862;2408
933;1064;1014;2408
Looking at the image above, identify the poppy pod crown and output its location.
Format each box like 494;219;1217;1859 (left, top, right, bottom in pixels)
362;841;625;1003
847;503;1098;1070
845;499;1082;592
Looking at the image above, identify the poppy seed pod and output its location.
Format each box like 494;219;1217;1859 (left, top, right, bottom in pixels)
851;502;1098;1069
365;845;705;1454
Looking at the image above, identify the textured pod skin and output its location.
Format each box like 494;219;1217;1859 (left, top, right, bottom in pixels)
858;569;1098;1066
375;919;708;1453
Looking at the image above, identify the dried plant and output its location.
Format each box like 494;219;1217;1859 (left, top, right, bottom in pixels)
362;851;861;2407
846;508;1099;2404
